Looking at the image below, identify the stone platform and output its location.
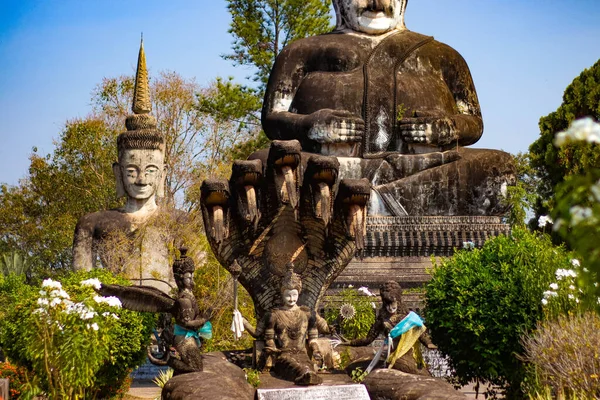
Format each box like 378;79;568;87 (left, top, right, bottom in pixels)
329;216;509;309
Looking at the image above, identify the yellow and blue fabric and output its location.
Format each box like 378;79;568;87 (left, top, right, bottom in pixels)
174;321;213;346
386;311;426;368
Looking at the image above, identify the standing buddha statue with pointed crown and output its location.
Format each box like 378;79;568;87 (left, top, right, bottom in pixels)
72;40;172;288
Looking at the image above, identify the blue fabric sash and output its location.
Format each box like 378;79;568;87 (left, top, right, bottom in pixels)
389;311;424;339
174;321;213;345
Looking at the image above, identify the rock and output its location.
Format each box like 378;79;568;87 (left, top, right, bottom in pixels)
363;369;467;400
161;352;254;400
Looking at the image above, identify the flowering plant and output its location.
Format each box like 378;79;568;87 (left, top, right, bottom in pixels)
552;117;600;309
325;286;376;340
0;270;155;399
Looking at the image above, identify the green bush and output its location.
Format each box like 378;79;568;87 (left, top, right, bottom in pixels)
325;287;376;340
425;228;583;398
0;269;155;399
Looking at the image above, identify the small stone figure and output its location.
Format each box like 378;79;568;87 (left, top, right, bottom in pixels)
72;39;172;288
261;0;515;216
97;248;211;374
346;281;436;375
241;265;331;385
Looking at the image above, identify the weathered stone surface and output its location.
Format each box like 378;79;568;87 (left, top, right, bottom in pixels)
162;352;254;400
257;384;369;400
260;0;515;217
72;40;174;291
363;369;467;400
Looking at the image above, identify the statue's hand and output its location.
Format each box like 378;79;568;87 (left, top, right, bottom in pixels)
306;109;364;144
312;351;323;364
398;116;456;145
427;343;438;350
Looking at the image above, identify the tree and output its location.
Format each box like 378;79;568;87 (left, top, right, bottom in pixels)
224;0;332;86
529;59;600;218
0;119;119;269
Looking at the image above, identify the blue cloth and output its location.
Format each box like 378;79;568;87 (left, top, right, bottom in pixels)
389;311;424;339
174;321;213;345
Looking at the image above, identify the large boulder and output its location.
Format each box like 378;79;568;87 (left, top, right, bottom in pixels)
162;352;254;400
363;369;466;400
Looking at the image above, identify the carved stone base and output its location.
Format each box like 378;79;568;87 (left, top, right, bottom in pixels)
330;215;510;309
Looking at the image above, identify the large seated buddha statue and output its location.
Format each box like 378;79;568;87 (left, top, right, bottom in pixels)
261;0;515;216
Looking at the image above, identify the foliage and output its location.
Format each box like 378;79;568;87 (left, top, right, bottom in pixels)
190;234;255;352
224;0;332;86
0;361;30;399
0;119;119;270
351;367;367;383
0;251;31;277
528;59;600;219
325;287;376;340
152;368;174;391
521;312;600;399
504;152;540;228
425;228;582;398
551;118;600;307
243;368;261;388
0;270;155;399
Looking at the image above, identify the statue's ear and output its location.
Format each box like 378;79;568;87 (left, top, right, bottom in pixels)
113;162;125;198
156;164;168;199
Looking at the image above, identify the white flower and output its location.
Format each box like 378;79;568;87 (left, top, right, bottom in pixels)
33;308;45;314
549;283;559;290
80;278;102;290
571;259;580;267
50;289;70;299
41;279;62;289
39;290;47;296
358;287;375;296
462;241;475;250
554;117;600;146
339;303;356;319
86;323;99;331
553;218;564;231
102;312;119;320
371;302;377;309
538;215;553;228
94;295;122;308
569;285;576;290
37;298;49;306
570;206;593;226
543;290;558;298
347;284;353;288
568;294;575;300
541;298;548;305
49;297;62;307
555;269;577;280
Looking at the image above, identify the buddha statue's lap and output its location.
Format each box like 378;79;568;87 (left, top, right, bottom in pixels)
260;0;515;216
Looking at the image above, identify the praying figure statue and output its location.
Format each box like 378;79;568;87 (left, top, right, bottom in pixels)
97;248;211;374
261;0;515;216
345;281;435;375
241;264;332;385
72;40;173;288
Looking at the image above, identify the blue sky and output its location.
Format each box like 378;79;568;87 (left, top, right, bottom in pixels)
1;0;599;186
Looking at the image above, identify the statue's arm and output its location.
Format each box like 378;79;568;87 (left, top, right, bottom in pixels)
442;47;484;147
398;43;483;148
72;215;95;271
261;42;364;146
243;313;268;339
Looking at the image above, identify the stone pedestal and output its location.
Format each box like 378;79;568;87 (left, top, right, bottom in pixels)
330;215;510;308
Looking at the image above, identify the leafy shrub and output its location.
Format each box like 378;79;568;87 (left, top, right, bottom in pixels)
521;312;600;399
325;287;376;340
425;228;581;398
0;269;155;399
0;361;30;399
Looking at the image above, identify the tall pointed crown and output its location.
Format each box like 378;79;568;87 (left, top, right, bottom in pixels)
280;263;302;294
117;37;165;155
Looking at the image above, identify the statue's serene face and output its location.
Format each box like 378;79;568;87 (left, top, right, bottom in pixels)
335;0;405;34
282;289;299;308
385;300;398;314
117;149;165;200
